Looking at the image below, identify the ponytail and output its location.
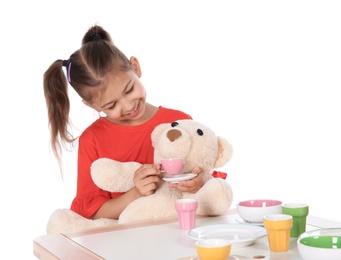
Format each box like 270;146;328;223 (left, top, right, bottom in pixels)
43;59;75;174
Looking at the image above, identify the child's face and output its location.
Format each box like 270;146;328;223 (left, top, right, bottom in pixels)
90;68;147;125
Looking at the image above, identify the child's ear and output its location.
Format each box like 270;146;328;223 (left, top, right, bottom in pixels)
130;56;142;77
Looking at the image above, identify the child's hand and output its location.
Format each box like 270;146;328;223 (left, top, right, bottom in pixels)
167;166;204;193
133;164;162;196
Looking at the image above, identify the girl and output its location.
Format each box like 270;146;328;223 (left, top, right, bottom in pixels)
43;25;204;220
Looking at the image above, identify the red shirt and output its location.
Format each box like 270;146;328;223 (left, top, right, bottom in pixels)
70;106;192;218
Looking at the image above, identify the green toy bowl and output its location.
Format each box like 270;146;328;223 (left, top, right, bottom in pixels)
297;228;341;260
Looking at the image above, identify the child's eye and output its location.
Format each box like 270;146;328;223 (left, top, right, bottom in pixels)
108;103;116;110
126;85;134;94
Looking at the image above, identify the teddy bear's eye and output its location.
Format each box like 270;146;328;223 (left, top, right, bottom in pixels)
171;122;179;127
197;129;203;136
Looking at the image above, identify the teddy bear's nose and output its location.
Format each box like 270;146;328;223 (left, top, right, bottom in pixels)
167;129;182;142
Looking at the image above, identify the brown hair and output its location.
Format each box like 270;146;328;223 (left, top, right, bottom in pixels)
43;25;133;172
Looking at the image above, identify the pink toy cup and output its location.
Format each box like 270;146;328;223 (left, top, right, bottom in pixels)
175;198;198;230
161;158;185;174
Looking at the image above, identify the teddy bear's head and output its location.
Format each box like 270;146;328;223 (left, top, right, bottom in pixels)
152;120;233;178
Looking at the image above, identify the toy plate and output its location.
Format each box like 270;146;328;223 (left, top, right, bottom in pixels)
188;223;267;248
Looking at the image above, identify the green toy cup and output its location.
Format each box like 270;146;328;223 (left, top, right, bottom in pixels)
282;203;309;238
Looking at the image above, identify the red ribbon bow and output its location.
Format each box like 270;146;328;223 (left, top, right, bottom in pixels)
211;171;228;179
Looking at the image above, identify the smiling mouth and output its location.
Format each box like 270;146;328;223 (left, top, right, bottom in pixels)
124;103;139;117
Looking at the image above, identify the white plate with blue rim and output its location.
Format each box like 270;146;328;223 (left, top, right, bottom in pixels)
188;223;267;248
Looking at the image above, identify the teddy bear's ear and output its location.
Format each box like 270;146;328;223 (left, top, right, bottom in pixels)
151;123;169;148
215;137;233;168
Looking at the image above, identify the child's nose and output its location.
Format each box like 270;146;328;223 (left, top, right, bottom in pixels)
121;99;135;114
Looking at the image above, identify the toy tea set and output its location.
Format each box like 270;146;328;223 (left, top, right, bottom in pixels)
45;119;341;259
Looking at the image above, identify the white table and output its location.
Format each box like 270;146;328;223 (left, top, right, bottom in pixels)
33;208;341;260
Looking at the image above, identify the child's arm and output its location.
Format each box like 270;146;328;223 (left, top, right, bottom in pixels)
91;164;162;219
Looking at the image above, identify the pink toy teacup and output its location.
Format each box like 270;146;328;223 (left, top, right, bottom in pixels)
161;158;185;174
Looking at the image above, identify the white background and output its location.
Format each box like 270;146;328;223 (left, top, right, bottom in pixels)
1;1;341;258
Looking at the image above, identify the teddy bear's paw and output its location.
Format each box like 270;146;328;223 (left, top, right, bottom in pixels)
91;159;141;192
118;206;177;224
195;179;233;216
46;208;117;234
118;191;180;224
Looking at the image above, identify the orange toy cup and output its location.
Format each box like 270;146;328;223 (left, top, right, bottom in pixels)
195;239;231;260
263;214;293;252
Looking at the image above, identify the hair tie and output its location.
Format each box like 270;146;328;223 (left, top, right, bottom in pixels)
62;60;72;83
92;32;101;41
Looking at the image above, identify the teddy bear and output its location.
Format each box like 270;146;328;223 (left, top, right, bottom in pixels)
46;119;233;234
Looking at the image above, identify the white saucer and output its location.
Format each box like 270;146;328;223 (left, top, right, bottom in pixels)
188;223;266;248
163;173;197;183
236;217;263;226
